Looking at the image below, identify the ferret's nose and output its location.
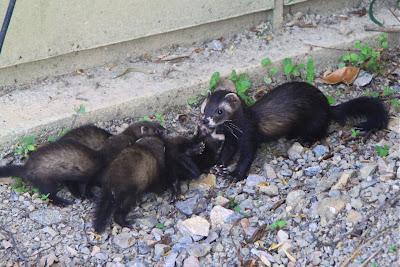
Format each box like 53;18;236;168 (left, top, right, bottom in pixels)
202;118;209;125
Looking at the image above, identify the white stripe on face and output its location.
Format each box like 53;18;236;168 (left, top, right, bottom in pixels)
200;98;208;114
211;131;225;141
208;117;217;127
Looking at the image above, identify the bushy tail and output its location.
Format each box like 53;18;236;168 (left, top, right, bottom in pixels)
330;96;388;130
0;165;25;178
93;188;115;233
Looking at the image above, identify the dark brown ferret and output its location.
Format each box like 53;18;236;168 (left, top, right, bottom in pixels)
93;136;166;233
60;124;112;150
0;122;165;206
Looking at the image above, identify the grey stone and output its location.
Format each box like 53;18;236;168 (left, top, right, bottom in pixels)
95;253;108;260
280;169;293;177
183;256;200;267
354;70;373;87
287;142;304;160
245;174;266;187
137;240;151;255
263;163;277;179
176;196;207;216
136;216;158;229
189;243;211;257
164;252;178;267
317;197;347;226
154;244;169;260
209;40;224;51
113;232;135;249
177;216;210;237
258;184;279;196
304;166;322;176
210;205;234;228
29;209;63;226
286;190;306;209
313;145;329;157
360;163;377;179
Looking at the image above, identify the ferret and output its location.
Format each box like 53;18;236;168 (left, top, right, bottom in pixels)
201;81;389;180
60;124;112;151
93;136;167;232
93;133;206;233
0;121;165;206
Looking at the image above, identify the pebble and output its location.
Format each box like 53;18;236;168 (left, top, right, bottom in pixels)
215;196;229;206
287;142;304;160
332;170;355;190
313;145;329;157
113;232;135;249
177;216;210;237
264;163;277;179
346;210;363;224
188;243;211;257
189;173;216;190
209;39;224;51
258;183;279;196
304;166;322;176
176;196;207;216
183;256;200;267
154;244;170;260
136;216;158;229
245;174;266;187
210;205;235;228
286;190;306;210
164;252;178;267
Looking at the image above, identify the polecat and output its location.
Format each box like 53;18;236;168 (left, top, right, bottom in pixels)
201;81;389;180
0;121;165;206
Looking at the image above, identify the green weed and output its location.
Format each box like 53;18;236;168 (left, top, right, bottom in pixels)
229;70;254;106
261;57;278;85
156;223;166;230
283;58;304;79
383;86;395;96
209;72;221;92
326;96;337;105
375;145;389;158
351;128;361;138
270;219;287;230
11;177;29;193
388;244;397;253
306;56;315;84
15;135;36;157
74;104;86;115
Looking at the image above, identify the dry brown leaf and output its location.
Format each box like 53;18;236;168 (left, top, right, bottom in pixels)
243;259;257;267
322;67;360;85
113;67;154;79
268;242;284;251
283;248;297;262
0;177;15;185
240;218;250;232
259;253;272;266
247;224;268;243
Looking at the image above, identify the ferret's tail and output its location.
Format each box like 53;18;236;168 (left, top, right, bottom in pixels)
93;188;115;233
0;165;25;178
330;96;388;130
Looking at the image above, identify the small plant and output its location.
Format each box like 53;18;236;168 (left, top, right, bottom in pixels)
229;70;254;106
209;71;221;92
39;193;50;201
351;128;361;138
141;115;151;122
383;86;395;96
227;198;239;209
388;244;397;253
326;95;337;105
370;262;378;267
156;222;165;230
74;104;86;114
375;145;389;158
11;177;29;193
377;33;388;50
47;127;70;143
15;135;36;157
270;219;287;230
154;113;165;126
261;57;278;85
340;39;385;72
282;58;304;80
306;56;315;84
390;98;400;110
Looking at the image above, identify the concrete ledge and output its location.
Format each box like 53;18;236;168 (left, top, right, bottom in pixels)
0;7;397;155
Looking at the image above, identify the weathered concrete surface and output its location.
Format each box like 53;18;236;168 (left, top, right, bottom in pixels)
0;7;397;154
0;0;360;86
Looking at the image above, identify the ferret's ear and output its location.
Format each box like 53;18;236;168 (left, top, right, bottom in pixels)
140;126;149;134
200;98;208;114
224;93;241;106
216;78;236;92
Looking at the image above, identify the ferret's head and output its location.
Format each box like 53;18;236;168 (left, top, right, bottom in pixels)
122;121;166;139
200;90;241;129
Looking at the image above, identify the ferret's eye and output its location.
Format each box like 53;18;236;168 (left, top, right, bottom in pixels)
217;109;223;115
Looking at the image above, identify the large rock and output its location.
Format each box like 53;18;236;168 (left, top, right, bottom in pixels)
177;216;210;237
29;209;63;226
183;256;200;267
258;183;279;196
113;232;135;249
313;145;329;157
317;197;348;226
210;205;235;228
360;163;377;179
287;142;304;160
286;190;306;211
175;196;207;216
188;243;211;257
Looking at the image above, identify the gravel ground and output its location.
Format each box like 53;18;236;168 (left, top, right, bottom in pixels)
1;9;400;267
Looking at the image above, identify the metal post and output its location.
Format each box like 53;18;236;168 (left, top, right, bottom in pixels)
0;0;17;54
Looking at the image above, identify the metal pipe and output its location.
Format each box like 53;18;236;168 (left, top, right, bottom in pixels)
0;0;17;54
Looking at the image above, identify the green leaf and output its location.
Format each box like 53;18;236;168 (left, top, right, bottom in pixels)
47;135;58;143
383;87;394;96
75;104;86;114
391;98;400;108
27;144;36;151
209;72;221;91
235;74;251;93
381;41;388;49
270;219;287;230
22;135;35;145
270;67;278;76
229;70;238;82
326;96;336;105
156;223;165;230
141;115;151;122
342;54;351;62
388;244;397;253
306;57;315;84
234;205;241;213
368;0;384;26
351;128;360;138
283;58;294;75
261;57;272;67
338;62;346;68
354;40;362;49
349;53;359;63
375;145;389;158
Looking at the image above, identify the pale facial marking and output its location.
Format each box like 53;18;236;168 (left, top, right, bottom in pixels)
200;98;208;114
211;131;225;141
208;117;217;127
